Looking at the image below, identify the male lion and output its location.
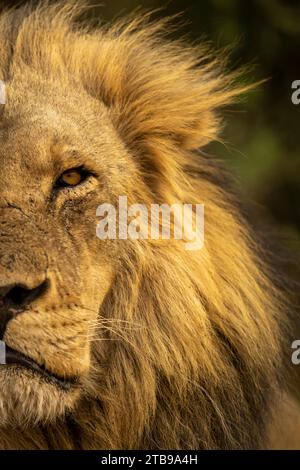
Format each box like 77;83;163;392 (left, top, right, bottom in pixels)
0;2;299;450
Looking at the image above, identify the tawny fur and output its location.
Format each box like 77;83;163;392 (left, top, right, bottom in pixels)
0;1;298;449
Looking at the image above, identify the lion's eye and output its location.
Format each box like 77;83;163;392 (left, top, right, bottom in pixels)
56;167;90;188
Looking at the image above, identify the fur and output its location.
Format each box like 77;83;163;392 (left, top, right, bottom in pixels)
0;1;297;449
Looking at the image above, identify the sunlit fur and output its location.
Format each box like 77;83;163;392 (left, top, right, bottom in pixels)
0;1;297;449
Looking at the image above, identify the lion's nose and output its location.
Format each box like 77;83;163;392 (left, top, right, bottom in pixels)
0;280;49;308
0;279;49;338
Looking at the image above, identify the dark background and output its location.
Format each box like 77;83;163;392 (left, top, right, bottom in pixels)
1;0;299;246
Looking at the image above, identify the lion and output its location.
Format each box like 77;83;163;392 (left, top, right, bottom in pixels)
0;1;299;450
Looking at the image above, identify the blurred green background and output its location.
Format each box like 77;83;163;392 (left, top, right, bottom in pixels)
2;0;300;250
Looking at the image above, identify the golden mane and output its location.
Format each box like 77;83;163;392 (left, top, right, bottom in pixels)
0;1;292;449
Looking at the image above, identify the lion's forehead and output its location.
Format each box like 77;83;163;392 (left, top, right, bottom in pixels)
0;85;127;176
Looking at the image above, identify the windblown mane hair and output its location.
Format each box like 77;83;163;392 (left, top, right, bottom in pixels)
0;1;292;449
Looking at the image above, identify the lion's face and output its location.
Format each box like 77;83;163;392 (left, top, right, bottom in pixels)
0;3;290;449
0;76;132;425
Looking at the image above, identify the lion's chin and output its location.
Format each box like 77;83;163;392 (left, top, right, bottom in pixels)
0;366;80;427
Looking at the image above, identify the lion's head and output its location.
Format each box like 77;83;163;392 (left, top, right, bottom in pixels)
0;2;291;449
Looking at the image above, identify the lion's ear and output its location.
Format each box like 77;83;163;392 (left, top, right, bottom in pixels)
83;18;247;155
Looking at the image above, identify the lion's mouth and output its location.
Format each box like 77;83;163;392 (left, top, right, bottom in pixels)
3;345;77;390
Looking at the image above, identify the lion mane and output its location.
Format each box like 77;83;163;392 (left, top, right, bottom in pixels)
0;1;295;449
